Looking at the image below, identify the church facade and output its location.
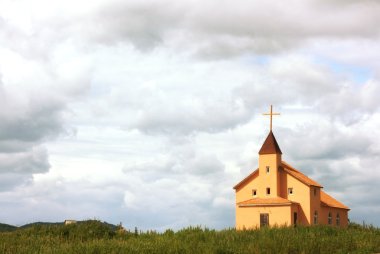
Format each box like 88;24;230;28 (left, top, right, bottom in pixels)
233;108;349;229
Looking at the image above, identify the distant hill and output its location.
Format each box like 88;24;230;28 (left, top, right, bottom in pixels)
0;223;17;232
0;220;118;232
20;222;63;229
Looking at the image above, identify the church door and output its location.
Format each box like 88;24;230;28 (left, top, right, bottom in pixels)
260;213;269;227
293;212;298;226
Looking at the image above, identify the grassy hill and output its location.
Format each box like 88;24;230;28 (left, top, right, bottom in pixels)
0;222;17;232
0;221;379;253
20;221;64;229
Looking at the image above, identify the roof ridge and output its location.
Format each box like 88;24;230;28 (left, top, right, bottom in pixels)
237;197;299;206
281;162;322;188
281;161;302;173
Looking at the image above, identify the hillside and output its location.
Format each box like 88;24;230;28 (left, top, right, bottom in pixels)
0;222;17;232
0;220;117;232
20;221;64;229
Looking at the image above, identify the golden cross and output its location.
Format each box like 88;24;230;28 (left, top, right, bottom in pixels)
262;105;280;131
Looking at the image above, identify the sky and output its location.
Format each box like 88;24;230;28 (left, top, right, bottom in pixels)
0;0;379;230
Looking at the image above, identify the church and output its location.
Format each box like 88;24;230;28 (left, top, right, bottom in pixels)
233;106;349;229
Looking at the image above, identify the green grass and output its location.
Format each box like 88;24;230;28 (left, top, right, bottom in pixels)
0;220;379;253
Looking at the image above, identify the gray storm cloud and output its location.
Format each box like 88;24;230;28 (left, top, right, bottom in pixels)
0;66;89;190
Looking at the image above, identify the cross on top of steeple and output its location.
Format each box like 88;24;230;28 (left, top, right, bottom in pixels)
262;105;280;131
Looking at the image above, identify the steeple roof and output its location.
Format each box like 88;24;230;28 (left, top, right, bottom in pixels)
258;131;282;155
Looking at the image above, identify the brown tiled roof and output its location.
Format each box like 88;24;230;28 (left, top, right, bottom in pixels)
237;197;298;206
258;131;282;155
321;191;350;210
233;169;258;190
233;161;323;190
281;161;322;188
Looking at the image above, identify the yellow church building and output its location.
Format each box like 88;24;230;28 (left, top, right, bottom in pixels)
233;106;349;229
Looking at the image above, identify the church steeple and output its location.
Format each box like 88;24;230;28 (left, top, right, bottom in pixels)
258;105;282;198
259;105;282;154
259;131;282;155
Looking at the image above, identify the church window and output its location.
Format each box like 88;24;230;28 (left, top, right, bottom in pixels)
266;188;271;195
313;188;317;196
328;212;332;225
252;189;257;196
336;213;340;226
313;211;318;224
288;188;293;195
266;166;270;173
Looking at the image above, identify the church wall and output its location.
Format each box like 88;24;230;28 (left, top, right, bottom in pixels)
339;209;349;227
284;173;311;225
290;203;300;225
279;169;287;198
310;187;322;225
235;173;260;203
320;206;349;227
235;205;291;230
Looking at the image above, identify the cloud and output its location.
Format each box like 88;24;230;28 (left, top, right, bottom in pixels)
281;122;370;161
0;99;64;142
123;149;225;176
83;0;184;51
0;74;65;144
76;0;380;56
234;56;339;107
0;48;91;190
120;140;234;229
188;0;380;57
234;55;380;126
2;0;379;59
0;147;50;174
0;174;32;191
132;95;248;135
318;79;380;124
80;49;254;136
0;175;128;225
89;52;378;138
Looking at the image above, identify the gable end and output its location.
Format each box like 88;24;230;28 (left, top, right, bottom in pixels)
233;169;259;190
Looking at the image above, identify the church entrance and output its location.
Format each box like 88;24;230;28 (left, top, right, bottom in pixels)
294;212;298;226
260;213;269;227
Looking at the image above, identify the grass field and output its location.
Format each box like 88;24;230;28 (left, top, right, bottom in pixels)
0;220;379;253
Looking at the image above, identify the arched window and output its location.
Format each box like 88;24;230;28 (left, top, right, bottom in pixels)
314;210;318;225
328;212;332;225
336;213;340;226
